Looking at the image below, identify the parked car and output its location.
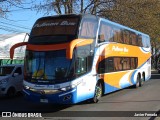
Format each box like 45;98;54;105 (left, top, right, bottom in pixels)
0;64;23;97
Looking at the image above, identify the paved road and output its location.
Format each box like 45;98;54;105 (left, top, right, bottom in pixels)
0;71;160;120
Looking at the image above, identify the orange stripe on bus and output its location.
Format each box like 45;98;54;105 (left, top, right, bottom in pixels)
26;43;69;51
26;39;93;59
66;39;93;59
10;39;93;59
96;43;151;72
10;42;28;59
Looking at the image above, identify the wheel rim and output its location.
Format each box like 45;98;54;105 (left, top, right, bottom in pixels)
93;83;102;102
136;76;140;87
95;86;102;99
140;75;145;86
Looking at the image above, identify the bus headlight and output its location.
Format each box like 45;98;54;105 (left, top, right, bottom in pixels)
24;85;30;90
60;85;76;91
60;80;82;91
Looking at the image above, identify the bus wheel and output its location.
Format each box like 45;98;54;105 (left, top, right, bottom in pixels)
7;87;16;98
140;74;145;87
134;75;140;88
92;81;102;103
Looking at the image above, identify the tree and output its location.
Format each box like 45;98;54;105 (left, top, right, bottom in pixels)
99;0;160;41
32;0;111;15
1;0;160;45
0;0;24;17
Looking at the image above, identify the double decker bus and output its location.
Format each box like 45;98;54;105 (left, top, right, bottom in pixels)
10;14;151;104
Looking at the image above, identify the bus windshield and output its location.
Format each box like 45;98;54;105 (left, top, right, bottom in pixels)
29;16;80;44
25;50;74;84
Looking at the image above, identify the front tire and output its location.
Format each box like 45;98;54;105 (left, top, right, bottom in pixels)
92;81;102;103
7;87;16;98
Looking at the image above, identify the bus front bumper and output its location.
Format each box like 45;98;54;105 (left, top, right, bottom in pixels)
23;88;78;104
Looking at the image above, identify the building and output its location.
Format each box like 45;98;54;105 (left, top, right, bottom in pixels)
0;33;29;65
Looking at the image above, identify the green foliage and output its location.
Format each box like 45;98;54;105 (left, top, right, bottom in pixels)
99;0;160;47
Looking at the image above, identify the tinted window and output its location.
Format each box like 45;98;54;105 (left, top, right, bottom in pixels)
98;58;114;73
31;17;80;36
75;45;93;76
79;18;98;39
98;22;114;43
146;37;150;47
97;21;150;47
114;57;123;71
123;58;130;70
123;30;130;44
142;36;150;48
130;32;137;45
131;57;138;69
137;35;142;46
98;57;138;74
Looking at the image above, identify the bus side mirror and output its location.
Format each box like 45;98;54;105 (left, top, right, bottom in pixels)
10;42;28;59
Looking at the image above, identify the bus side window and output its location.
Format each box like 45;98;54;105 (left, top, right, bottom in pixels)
114;29;118;42
113;28;123;43
75;57;87;75
123;30;130;44
98;21;114;43
98;22;107;43
114;57;123;71
146;37;150;48
98;57;114;73
79;18;97;39
123;58;130;70
131;57;138;69
106;58;114;72
137;35;143;47
142;36;148;48
130;32;137;46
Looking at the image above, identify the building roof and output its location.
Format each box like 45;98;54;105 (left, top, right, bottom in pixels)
0;33;29;59
0;34;19;41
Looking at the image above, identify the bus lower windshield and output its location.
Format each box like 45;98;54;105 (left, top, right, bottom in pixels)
25;50;74;84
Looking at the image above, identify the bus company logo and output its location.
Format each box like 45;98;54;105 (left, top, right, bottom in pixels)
112;46;129;53
33;21;76;28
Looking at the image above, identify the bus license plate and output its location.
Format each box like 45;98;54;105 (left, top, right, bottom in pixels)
40;99;48;103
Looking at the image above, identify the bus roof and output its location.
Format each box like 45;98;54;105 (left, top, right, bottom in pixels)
37;14;82;20
35;14;99;22
35;14;149;38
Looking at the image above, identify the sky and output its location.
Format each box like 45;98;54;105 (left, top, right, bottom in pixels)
0;1;49;34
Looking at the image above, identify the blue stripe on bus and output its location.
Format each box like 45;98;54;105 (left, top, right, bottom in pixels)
104;83;119;94
131;58;151;84
23;88;77;104
120;82;131;88
131;70;137;85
